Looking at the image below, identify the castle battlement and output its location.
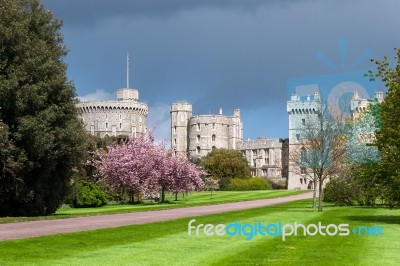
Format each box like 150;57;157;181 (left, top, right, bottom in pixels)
76;88;148;138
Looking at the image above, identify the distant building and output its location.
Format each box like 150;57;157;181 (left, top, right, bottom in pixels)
238;137;289;180
287;90;384;190
76;88;148;137
171;102;288;180
171;103;242;158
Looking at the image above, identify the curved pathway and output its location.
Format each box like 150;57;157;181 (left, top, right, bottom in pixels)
0;192;313;241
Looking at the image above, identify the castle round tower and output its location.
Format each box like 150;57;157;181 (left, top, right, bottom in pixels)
76;88;148;138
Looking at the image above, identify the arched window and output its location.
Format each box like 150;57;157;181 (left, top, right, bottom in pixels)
212;146;216;150
212;134;216;141
196;146;201;155
197;135;201;142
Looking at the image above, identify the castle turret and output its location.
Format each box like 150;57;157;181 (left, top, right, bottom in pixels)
171;102;192;156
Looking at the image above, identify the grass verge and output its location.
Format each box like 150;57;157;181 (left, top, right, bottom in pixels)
0;199;398;265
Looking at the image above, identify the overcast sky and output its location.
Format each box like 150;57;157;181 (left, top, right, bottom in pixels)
41;0;400;142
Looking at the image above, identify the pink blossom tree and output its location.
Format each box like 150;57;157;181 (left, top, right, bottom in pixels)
169;155;205;201
91;133;160;203
90;132;204;203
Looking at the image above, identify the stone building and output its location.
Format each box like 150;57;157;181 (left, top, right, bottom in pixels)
170;102;242;158
171;102;288;180
287;90;385;190
287;92;321;190
238;138;289;180
76;88;148;138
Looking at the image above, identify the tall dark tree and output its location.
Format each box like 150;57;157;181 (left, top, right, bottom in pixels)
199;149;251;190
0;0;87;216
370;49;400;207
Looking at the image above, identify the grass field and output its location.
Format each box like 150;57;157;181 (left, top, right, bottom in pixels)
0;190;306;223
0;199;399;265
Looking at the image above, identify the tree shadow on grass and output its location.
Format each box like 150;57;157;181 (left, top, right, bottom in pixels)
344;215;400;225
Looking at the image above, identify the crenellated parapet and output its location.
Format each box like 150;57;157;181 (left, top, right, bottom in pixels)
170;104;242;158
76;88;148;138
76;101;148;116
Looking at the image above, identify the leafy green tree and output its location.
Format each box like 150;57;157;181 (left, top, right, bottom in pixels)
199;149;251;190
369;49;400;207
0;0;87;216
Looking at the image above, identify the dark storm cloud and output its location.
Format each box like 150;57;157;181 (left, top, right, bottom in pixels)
39;0;400;139
41;0;302;27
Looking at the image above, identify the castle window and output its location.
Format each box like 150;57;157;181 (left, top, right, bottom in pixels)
212;123;215;129
196;146;201;155
120;123;122;129
212;135;216;141
119;115;122;120
296;134;300;141
174;139;177;145
212;146;216;150
197;135;200;142
106;122;108;128
301;167;307;174
197;123;200;131
302;118;305;125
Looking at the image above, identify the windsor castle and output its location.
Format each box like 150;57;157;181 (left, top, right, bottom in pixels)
76;85;382;189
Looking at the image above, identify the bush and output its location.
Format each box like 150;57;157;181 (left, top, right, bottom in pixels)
227;177;272;191
269;179;288;190
323;178;360;206
72;180;108;208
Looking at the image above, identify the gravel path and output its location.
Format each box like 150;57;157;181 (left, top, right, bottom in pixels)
0;192;313;241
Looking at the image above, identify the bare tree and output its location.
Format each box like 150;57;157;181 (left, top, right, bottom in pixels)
290;96;349;211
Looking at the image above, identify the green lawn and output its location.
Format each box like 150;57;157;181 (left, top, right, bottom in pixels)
0;190;306;223
0;199;398;265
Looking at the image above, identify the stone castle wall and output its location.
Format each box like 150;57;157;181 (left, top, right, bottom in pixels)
238;138;289;180
76;88;148;138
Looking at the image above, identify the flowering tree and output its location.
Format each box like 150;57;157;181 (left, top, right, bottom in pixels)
169;155;205;201
91;133;160;202
90;132;204;203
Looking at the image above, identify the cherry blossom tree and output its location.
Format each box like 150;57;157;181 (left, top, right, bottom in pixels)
90;132;204;203
169;155;205;201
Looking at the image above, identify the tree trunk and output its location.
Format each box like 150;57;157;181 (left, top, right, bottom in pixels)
161;188;165;203
318;178;323;212
312;172;317;208
210;190;213;199
175;193;178;201
129;190;134;203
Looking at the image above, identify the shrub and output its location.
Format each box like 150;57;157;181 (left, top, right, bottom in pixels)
269;179;288;190
323;178;360;206
227;177;271;191
72;180;108;208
